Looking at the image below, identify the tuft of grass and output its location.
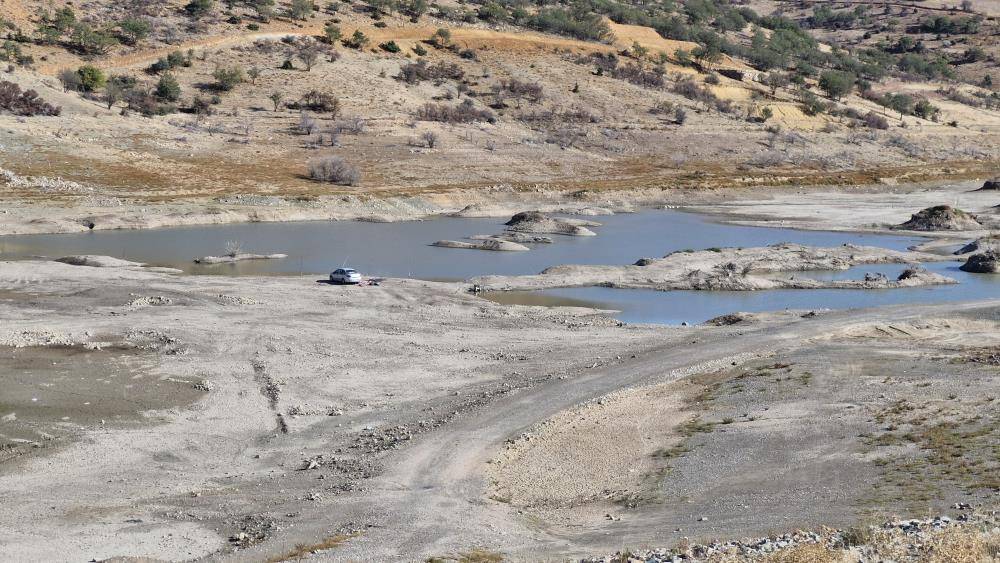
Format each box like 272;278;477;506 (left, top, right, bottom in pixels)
652;444;690;459
266;533;359;562
426;549;504;563
678;417;717;437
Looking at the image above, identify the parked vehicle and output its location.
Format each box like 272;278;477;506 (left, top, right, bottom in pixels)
329;268;362;284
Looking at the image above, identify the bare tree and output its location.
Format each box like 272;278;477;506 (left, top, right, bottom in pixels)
420;131;438;148
308;156;360;185
299;112;317;135
269;92;283;111
293;39;328;72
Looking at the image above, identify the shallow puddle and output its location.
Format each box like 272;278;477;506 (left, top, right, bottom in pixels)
0;345;205;464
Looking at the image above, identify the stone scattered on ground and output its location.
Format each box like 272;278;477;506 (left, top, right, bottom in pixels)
582;513;999;563
193;253;288;264
894;205;982;231
432;239;530;251
472;243;955;292
960;251;1000;273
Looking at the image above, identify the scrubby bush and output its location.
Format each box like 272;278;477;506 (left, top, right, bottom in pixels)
184;0;214;19
818;70;855;101
308;156;360;185
288;90;341;117
862;111;889;129
342;30;370;50
379;41;401;53
117;18;150;45
288;0;313;20
77;65;106;92
496;78;543;103
0;81;61;116
57;69;82;91
416;99;496;123
155;74;181;102
212;66;245;91
396;60;463;84
528;7;612;42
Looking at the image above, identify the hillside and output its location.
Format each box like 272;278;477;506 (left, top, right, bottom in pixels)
0;0;998;230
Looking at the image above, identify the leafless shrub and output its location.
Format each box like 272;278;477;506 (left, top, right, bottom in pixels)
0;81;61;116
649;100;676;115
747;150;786;167
416;100;496;123
332;118;365;134
396;60;464;84
886;134;923;157
420;131;438;148
519;106;597;124
495;78;543;104
308;156;360;185
671;78;735;113
484;139;497;151
546;127;582;149
224;240;243;257
298;113;317;135
288;90;341;118
862;111;889;130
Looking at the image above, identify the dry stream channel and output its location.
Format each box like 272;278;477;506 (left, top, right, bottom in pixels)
2;209;997;325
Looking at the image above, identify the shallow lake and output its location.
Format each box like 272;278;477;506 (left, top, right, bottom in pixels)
0;210;924;278
1;210;995;324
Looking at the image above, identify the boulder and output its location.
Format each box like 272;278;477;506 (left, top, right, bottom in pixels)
895;205;981;231
978;178;1000;191
960;251;1000;273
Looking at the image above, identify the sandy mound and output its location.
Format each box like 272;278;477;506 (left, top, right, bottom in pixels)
960;251;1000;273
194;253;288;264
469;233;553;244
895;205;981;231
55;255;144;268
504;211;598;236
432;239;529;251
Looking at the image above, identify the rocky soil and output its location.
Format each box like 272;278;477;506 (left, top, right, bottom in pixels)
472;243;956;292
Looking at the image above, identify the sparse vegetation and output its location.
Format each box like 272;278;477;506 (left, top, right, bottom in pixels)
0;81;61;116
308;155;361;185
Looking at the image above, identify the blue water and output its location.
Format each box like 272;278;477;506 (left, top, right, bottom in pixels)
488;261;999;325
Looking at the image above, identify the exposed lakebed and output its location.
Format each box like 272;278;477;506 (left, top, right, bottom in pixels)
1;210;996;324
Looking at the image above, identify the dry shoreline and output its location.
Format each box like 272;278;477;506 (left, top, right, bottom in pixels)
0;177;998;562
0;177;994;241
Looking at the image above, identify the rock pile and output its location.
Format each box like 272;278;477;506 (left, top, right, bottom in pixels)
582;513;998;562
978;177;999;190
895;205;981;231
505;210;599;236
960;250;1000;273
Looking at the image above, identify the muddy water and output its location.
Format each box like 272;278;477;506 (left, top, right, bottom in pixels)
0;210;924;278
1;209;997;324
0;346;205;464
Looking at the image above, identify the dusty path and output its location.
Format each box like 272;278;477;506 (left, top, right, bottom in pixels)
228;298;1000;561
